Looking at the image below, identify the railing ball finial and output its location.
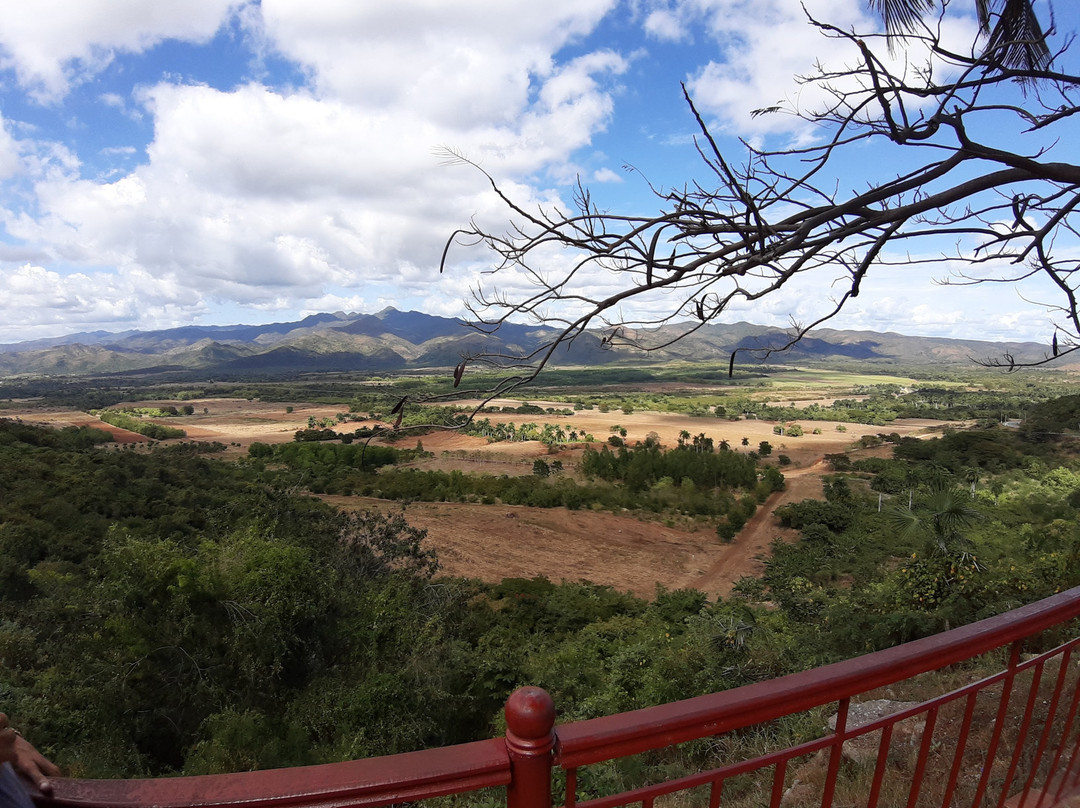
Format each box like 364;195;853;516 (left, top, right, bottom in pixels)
505;687;555;808
506;686;556;746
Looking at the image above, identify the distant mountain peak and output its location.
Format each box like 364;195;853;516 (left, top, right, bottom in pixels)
0;309;1074;378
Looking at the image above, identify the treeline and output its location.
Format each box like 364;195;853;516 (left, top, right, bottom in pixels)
113;405;195;417
1023;393;1080;435
299;466;742;515
94;409;186;439
248;440;409;470
0;419;113;450
580;443;765;492
249;436;781;519
826;427;1058;496
462;418;596;444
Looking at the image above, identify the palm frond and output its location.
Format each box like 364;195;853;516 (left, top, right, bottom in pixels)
886;504;923;539
983;0;1051;72
925;487;982;537
867;0;1050;73
867;0;937;36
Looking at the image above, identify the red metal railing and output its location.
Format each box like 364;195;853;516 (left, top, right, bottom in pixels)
33;586;1080;808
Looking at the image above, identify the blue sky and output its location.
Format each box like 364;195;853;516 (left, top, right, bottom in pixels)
0;0;1076;346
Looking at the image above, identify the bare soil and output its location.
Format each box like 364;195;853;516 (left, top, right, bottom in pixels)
5;400;944;599
329;455;842;599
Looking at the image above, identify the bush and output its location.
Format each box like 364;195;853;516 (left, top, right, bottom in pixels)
716;521;738;542
775;500;854;533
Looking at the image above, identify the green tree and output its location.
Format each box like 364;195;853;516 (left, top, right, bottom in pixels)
887;483;983;558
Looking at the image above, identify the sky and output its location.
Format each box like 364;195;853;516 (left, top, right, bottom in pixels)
0;0;1077;347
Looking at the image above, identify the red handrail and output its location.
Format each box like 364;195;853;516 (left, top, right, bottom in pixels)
556;584;1080;768
32;585;1080;808
36;739;509;808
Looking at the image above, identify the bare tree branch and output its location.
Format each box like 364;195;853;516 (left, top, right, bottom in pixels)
439;1;1080;397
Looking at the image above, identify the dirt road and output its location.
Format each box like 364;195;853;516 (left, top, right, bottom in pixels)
10;401;935;600
326;459;826;601
675;461;823;594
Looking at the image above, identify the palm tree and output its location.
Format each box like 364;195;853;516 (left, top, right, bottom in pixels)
963;467;980;499
887;482;983;558
871;0;1050;72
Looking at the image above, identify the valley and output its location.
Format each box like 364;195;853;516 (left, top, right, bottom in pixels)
3;356;1080;778
5;391;944;597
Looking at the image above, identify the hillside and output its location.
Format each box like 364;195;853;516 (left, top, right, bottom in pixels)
0;308;1072;378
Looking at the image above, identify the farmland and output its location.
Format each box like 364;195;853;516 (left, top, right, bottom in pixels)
4;372;949;598
3;360;1080;777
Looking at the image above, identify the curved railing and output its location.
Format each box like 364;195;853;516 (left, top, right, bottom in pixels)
34;585;1080;808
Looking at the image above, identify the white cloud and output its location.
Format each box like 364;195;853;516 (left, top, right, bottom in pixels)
674;0;980;141
592;167;623;183
676;0;870;138
259;0;615;118
0;0;242;102
0;263;206;342
7;58;624;323
643;9;687;42
0;116;21;179
0;0;640;339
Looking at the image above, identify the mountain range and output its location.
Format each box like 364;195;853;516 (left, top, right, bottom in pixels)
0;308;1070;378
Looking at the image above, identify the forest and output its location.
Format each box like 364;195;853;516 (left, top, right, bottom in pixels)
1;383;1079;797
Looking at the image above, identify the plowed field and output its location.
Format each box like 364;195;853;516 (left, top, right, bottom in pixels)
8;400;942;597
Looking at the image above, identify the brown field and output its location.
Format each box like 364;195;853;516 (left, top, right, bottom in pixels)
5;398;944;598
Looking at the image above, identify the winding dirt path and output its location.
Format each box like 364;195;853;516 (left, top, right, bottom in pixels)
8;403;941;600
676;461;825;595
326;459;830;600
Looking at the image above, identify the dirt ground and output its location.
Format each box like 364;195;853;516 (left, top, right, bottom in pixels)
325;459;825;599
5;399;943;599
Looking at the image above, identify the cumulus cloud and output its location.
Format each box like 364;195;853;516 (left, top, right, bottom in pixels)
259;0;615;115
642;8;688;43
672;0;979;141
12;65;623;309
0;263;206;342
0;0;1064;345
0;0;241;102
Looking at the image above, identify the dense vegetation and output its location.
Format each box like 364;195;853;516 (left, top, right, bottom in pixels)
2;379;1079;791
3;362;1077;418
247;430;775;519
93;408;187;440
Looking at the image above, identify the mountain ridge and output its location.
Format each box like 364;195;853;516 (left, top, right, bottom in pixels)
0;308;1071;378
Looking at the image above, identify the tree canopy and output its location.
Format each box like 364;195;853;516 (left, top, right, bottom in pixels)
442;0;1078;399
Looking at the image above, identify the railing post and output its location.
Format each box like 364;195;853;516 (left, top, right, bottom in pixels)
505;686;556;808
